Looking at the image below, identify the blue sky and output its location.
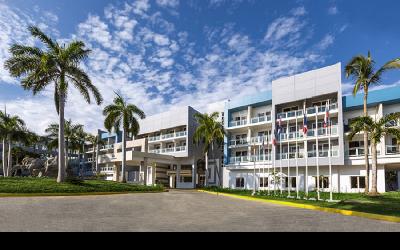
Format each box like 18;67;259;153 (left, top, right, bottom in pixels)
1;0;400;134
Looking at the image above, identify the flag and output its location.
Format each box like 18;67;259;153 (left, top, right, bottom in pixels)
324;103;330;128
277;118;282;140
303;114;308;135
272;130;277;146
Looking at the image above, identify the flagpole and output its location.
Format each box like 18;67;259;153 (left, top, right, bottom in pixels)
316;105;320;201
267;133;270;196
259;143;261;191
262;137;265;192
273;132;277;195
328;100;333;201
287;121;290;197
280;130;283;196
252;144;256;196
304;102;309;199
296;114;299;199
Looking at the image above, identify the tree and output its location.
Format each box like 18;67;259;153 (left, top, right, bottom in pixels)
86;133;105;174
345;52;400;193
0;111;26;176
349;113;400;195
193;112;225;187
103;93;145;183
5;26;103;183
45;119;84;171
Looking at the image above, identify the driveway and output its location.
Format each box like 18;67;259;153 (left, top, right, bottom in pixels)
0;190;399;232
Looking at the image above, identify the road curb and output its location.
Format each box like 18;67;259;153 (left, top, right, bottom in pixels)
198;190;400;224
0;191;166;198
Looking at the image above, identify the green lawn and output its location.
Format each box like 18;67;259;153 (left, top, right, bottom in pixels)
0;177;164;196
203;187;400;217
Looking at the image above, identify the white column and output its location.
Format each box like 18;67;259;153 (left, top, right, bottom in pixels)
192;162;196;189
397;171;400;191
177;164;181;189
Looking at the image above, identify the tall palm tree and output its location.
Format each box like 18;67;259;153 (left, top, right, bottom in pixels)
103;93;146;183
45;119;84;171
5;26;103;183
349;113;400;195
0;111;25;176
193;112;225;187
345;52;400;193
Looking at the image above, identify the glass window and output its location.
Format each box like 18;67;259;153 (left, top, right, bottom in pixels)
351;176;366;189
259;177;269;188
236;178;245;188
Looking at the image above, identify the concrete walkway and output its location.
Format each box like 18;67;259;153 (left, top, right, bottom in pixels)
0;190;399;232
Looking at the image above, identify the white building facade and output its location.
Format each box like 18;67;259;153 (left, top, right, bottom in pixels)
86;106;222;189
223;63;400;193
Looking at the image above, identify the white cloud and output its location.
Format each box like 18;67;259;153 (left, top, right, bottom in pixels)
0;1;335;135
316;34;335;50
156;0;179;8
328;6;339;15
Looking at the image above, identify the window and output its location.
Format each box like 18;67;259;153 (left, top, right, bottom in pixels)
283;106;298;112
236;177;245;188
291;177;297;188
259;177;269;188
314;176;330;189
180;176;193;183
351;176;366;189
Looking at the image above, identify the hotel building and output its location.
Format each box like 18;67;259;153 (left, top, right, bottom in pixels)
84;106;222;189
223;63;400;193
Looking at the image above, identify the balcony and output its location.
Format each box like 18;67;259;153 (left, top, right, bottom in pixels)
250;115;272;125
229;156;249;164
386;145;400;155
149;146;187;154
346;147;381;157
148;131;187;142
277;103;338;120
229;120;247;128
250;136;270;144
100;144;114;150
279;126;339;142
229;139;248;148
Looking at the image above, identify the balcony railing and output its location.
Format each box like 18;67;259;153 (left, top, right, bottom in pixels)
279;126;339;141
277;103;338;120
386;145;399;155
149;131;187;142
347;147;380;157
229;156;249;164
250;115;272;124
149;146;187;154
229;139;248;147
229;120;247;128
250;136;270;144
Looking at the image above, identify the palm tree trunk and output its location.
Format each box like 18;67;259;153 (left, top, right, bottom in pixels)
57;91;66;183
121;128;127;183
205;151;208;187
363;88;370;194
7;139;12;177
370;141;378;195
2;139;6;177
95;142;100;174
92;148;96;174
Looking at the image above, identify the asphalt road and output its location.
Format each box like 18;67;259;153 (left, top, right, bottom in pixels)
0;190;399;232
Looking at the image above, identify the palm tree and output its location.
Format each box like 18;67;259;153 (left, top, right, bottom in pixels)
103;93;146;183
85;133;105;174
0;111;25;176
5;26;103;183
45;119;84;172
349;113;400;195
345;52;400;193
193;112;225;187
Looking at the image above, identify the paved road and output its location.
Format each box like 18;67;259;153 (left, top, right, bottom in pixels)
0;190;399;232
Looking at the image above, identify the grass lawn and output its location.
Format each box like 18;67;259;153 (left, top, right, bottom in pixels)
203;187;400;218
0;177;164;196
